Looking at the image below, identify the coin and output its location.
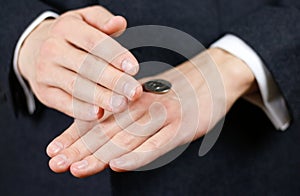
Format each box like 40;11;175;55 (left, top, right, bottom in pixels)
142;79;172;94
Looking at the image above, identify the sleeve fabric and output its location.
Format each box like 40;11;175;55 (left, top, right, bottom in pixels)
226;1;300;128
211;34;291;130
0;0;58;115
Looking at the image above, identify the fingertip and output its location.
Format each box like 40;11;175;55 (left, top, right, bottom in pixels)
110;95;128;113
109;47;139;76
130;85;143;101
103;15;127;35
46;145;53;157
49;154;69;173
70;158;107;178
48;159;58;173
70;163;88;178
121;59;139;76
114;15;127;30
109;161;128;172
46;141;64;157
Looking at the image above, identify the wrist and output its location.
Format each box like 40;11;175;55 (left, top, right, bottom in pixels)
171;48;257;112
207;48;257;104
18;19;55;81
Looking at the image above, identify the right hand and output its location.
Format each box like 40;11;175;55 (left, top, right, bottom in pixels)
18;6;142;120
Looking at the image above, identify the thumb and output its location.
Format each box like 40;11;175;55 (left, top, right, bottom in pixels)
76;6;127;35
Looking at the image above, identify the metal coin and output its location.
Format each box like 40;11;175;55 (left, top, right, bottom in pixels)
142;79;172;94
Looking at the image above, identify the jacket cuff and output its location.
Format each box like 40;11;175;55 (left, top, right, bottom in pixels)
210;34;291;131
13;11;58;114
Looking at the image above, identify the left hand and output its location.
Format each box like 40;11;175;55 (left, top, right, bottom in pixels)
46;48;257;178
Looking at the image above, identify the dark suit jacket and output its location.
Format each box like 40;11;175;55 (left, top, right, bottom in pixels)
0;0;299;195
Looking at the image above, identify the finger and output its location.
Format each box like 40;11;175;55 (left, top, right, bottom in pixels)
102;16;127;36
68;122;161;177
44;65;128;113
46;120;96;157
109;125;180;172
67;106;165;177
48;108;145;173
92;61;142;101
48;122;113;173
40;86;104;120
76;6;127;35
52;16;138;75
52;43;142;101
70;156;107;178
92;103;167;164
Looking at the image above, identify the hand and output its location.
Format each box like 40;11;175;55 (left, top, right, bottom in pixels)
18;6;142;120
46;48;257;177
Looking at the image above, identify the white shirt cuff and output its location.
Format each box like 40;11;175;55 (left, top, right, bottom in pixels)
13;11;59;114
210;34;291;131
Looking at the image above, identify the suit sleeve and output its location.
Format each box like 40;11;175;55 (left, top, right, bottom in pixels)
0;0;58;115
227;0;300;128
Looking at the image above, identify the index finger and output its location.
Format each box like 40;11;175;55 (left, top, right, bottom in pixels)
52;15;139;75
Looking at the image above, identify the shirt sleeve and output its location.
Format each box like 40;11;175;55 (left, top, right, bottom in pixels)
210;34;291;131
13;11;58;114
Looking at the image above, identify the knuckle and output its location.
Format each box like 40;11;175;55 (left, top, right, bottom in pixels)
94;90;104;104
109;71;124;89
94;90;109;109
146;138;162;151
67;146;81;158
50;15;75;37
95;63;107;82
50;18;65;36
94;123;115;138
95;123;112;133
84;36;98;52
114;134;134;149
76;53;89;72
67;75;77;93
63;132;78;144
92;125;109;140
94;124;105;131
39;38;58;58
92;124;110;138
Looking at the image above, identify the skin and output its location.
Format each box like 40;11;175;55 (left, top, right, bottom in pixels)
46;48;258;178
18;6;143;121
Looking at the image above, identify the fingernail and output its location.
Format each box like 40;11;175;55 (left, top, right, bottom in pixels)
110;95;126;112
92;106;99;115
89;106;99;119
122;59;138;75
73;160;88;170
124;83;140;100
48;141;63;154
111;158;126;167
53;154;67;167
90;106;103;119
